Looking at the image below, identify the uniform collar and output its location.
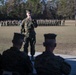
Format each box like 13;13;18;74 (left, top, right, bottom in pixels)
10;47;19;51
43;50;55;56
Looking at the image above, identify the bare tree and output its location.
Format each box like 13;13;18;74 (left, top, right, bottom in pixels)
74;0;76;26
57;0;74;19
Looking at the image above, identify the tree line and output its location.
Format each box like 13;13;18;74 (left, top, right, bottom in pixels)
0;0;75;20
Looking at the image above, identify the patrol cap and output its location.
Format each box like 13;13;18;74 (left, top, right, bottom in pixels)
43;33;57;46
26;9;31;13
44;33;57;40
12;33;25;44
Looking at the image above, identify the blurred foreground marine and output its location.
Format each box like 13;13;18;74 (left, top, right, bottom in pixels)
35;33;71;75
21;9;38;59
2;33;33;75
0;54;2;75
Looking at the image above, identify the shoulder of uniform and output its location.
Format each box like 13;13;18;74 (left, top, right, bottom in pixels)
23;18;26;21
35;54;42;58
35;54;45;61
56;56;64;62
4;48;10;52
21;51;29;58
2;49;10;55
22;18;26;21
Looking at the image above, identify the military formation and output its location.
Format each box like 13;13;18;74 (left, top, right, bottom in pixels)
0;9;71;75
0;20;21;26
0;19;65;27
37;19;62;26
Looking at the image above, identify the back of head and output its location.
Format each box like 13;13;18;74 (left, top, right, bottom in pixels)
43;33;57;47
12;33;25;45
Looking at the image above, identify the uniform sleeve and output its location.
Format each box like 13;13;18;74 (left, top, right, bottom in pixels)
22;53;33;74
21;19;25;34
61;61;71;75
21;20;25;28
56;56;71;75
34;55;47;72
25;56;33;73
0;54;2;73
32;19;38;28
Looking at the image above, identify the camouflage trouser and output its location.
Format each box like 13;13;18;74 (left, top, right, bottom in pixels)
24;36;36;56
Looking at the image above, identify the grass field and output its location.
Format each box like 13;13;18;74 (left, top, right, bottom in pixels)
0;25;76;55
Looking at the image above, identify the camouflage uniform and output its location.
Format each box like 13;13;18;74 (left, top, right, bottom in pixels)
35;51;71;75
21;18;38;56
2;47;33;75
